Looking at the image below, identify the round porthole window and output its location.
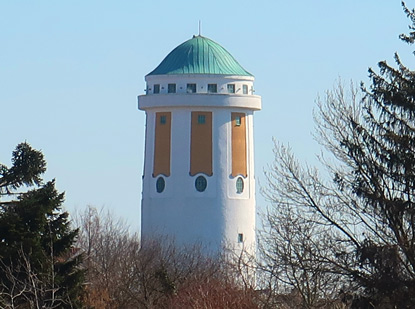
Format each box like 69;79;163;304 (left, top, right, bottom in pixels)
236;177;244;194
195;176;207;192
156;177;165;193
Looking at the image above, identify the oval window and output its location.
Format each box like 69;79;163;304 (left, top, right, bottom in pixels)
195;176;207;192
156;177;165;193
236;177;244;194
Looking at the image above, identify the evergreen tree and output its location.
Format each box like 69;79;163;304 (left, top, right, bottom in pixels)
348;3;415;305
261;3;415;307
0;142;84;308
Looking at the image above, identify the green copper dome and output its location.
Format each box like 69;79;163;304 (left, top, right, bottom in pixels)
147;35;253;76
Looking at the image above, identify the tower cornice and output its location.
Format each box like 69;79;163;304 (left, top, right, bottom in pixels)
138;93;262;111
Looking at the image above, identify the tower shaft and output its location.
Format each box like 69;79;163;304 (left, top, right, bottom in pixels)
138;36;261;255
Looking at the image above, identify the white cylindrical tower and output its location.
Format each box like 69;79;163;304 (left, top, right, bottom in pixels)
138;35;261;255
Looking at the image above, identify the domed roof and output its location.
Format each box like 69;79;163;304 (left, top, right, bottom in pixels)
147;35;253;76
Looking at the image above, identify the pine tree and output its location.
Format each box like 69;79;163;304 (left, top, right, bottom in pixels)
347;3;415;306
261;3;415;307
0;142;85;308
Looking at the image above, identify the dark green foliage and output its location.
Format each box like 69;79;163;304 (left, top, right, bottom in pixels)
0;142;85;308
400;3;415;45
0;142;46;193
344;3;415;306
261;3;415;308
322;3;415;306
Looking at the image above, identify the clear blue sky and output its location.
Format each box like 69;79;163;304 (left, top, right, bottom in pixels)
0;1;412;231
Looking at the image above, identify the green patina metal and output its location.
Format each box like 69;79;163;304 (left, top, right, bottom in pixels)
147;35;253;76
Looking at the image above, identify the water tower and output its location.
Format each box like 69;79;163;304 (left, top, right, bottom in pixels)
138;35;261;255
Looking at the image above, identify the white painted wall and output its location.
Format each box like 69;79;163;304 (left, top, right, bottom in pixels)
138;73;261;256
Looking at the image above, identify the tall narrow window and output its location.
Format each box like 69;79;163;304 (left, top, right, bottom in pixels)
242;84;248;94
153;84;160;94
227;84;235;93
153;112;171;177
238;233;244;243
231;113;247;177
168;83;176;93
187;83;197;93
207;84;217;93
190;112;213;176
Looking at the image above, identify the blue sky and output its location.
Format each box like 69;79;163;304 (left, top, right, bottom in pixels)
0;1;412;231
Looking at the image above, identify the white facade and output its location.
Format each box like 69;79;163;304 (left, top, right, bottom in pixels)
138;42;261;255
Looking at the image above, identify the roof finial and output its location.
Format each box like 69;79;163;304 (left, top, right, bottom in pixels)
198;20;201;36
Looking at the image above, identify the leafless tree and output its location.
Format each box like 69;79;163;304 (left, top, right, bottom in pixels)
74;206;261;308
260;68;415;308
0;247;77;309
74;206;139;308
258;83;363;308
